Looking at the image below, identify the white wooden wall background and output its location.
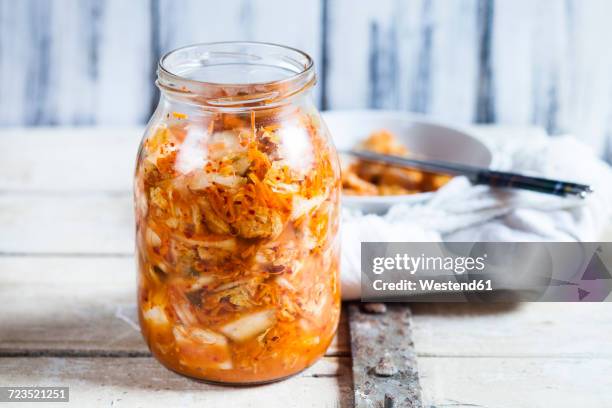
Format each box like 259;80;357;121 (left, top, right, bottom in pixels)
1;0;612;160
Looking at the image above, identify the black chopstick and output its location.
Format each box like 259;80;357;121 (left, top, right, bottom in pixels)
345;149;593;198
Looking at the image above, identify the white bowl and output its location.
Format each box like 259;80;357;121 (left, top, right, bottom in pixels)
322;110;493;213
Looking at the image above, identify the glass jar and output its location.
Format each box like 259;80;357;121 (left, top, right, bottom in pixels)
134;42;341;384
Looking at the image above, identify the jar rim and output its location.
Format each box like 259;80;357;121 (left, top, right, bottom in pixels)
157;41;316;108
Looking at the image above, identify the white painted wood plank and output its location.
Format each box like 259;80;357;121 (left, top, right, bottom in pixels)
530;0;571;134
2;258;611;406
0;254;350;405
0;194;134;254
0;356;352;408
157;0;323;104
424;0;479;123
0;257;350;355
0;125;531;192
0;1;30;125
491;0;535;125
1;1;612;158
157;0;241;51
0;0;152;126
562;0;612;155
411;302;612;358
0;125;587;257
0;257;142;353
1;255;607;360
327;0;479;123
0;126;539;254
0;127;142;192
492;0;573;133
495;0;612;159
419;356;612;408
44;0;98;125
248;0;323;105
492;0;612;155
326;0;407;110
95;0;153;125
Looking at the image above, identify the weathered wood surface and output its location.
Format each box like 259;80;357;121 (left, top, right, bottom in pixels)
0;257;349;357
0;194;134;254
418;356;612;408
0;125;351;407
1;126;612;407
0;125;546;193
410;302;612;358
2;1;612;159
2;260;610;360
0;127;141;192
0;256;352;407
1;357;353;408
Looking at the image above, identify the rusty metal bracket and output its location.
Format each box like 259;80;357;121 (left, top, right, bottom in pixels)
348;303;422;408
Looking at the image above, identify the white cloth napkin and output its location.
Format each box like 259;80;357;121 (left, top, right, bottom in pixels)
340;134;612;300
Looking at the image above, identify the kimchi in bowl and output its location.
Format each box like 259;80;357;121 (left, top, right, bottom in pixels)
324;110;494;214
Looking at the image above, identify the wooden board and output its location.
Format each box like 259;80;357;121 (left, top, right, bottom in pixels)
0;127;141;192
0;357;353;408
2;125;543;255
0;194;134;254
2;356;609;408
4;1;612;158
0;0;322;124
0;125;350;406
410;302;612;358
3;256;610;357
156;0;323;105
0;125;546;193
326;0;479;123
419;356;612;408
491;0;612;154
0;257;349;357
2;126;612;406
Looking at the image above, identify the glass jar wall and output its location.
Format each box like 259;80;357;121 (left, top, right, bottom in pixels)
134;42;341;384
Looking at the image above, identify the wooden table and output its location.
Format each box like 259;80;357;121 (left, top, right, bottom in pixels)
1;127;611;407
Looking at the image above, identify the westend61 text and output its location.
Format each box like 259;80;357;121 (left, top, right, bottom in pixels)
372;279;493;292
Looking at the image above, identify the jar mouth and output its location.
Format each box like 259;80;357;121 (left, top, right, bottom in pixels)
157;41;315;108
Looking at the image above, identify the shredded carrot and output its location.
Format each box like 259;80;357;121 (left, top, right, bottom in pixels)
136;107;340;384
342;130;452;195
207;116;215;135
172;111;188;119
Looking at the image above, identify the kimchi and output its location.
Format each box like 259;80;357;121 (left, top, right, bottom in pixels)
342;130;452;196
135;42;341;384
